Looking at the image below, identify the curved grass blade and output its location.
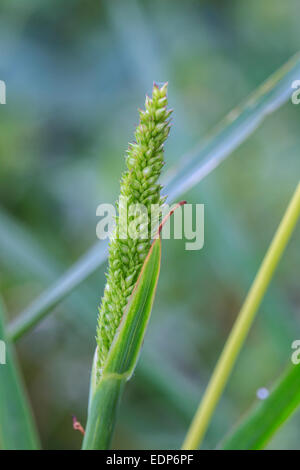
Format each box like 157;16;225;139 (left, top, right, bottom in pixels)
83;238;161;449
222;364;300;450
0;298;40;449
7;52;300;340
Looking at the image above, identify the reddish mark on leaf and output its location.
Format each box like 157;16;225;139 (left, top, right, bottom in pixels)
156;200;187;238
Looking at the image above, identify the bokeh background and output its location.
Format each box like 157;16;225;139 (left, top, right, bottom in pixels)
0;0;300;449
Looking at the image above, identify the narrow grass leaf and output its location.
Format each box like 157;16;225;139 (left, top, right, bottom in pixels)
222;364;300;450
0;298;40;450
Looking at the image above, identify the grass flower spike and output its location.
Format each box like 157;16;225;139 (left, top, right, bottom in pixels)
96;83;171;376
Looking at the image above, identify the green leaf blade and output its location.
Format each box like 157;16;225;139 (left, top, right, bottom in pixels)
0;299;40;450
222;364;300;450
83;238;161;449
104;238;161;378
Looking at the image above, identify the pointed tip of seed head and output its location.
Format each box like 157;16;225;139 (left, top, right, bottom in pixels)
160;82;168;93
153;81;168;94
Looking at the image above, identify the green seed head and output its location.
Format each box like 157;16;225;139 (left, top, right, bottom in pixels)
97;83;171;376
96;83;171;377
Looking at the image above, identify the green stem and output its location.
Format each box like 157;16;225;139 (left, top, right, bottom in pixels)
82;238;162;449
82;375;125;450
182;181;300;450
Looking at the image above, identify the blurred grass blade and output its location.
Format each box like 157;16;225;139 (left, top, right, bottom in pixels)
0;207;105;338
7;52;300;340
0;207;59;279
83;238;161;449
222;364;300;450
163;52;300;202
7;240;108;341
0;298;40;449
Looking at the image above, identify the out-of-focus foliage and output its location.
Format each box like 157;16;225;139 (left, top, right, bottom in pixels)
0;298;40;449
0;0;299;449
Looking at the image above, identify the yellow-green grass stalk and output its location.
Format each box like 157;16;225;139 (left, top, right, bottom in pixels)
182;181;300;450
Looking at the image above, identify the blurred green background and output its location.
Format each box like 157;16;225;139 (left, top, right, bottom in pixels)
0;0;299;450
